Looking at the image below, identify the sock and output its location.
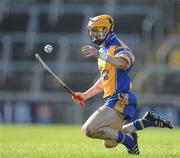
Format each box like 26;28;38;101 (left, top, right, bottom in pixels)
133;119;152;130
116;131;133;149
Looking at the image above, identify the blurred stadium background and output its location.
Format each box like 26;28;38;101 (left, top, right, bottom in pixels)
0;0;179;126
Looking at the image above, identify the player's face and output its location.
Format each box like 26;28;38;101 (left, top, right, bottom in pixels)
88;28;99;41
88;27;107;45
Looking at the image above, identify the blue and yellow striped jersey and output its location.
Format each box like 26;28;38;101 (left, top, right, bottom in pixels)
98;33;135;98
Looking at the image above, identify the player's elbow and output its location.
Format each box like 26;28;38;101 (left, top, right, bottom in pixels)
116;57;130;70
115;63;129;70
117;61;130;70
119;65;129;70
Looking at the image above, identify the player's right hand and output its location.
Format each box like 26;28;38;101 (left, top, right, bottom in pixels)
72;92;86;107
82;45;99;58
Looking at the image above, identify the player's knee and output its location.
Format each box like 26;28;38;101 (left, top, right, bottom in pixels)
103;140;118;148
104;143;114;148
82;124;94;138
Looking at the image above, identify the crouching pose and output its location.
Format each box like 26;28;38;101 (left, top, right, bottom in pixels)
73;14;173;155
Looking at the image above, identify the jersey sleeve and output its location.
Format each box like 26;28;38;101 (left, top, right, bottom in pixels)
115;50;135;67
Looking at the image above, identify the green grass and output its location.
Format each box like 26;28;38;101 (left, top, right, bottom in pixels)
0;125;180;158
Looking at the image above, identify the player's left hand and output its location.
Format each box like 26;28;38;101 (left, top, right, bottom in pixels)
82;45;99;58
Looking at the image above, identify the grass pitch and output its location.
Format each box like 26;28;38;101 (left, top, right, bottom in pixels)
0;125;180;158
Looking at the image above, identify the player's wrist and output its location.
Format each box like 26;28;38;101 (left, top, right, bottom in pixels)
98;49;108;61
82;92;88;100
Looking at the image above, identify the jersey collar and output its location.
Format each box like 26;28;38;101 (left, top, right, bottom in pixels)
101;32;116;48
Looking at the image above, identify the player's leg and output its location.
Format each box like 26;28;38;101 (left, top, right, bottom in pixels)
112;92;140;155
82;105;121;140
103;117;125;148
122;111;174;133
82;105;137;153
102;118;139;155
103;112;137;149
103;118;138;150
117;105;139;154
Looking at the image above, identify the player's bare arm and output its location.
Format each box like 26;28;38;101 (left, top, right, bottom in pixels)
83;77;103;99
72;77;103;105
82;45;129;70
